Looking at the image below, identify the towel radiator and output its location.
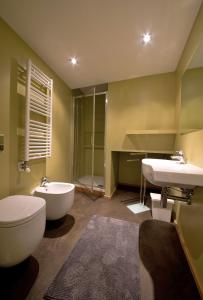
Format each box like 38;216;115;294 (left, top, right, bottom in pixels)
25;59;53;161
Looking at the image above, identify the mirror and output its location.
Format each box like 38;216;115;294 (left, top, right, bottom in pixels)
180;42;203;134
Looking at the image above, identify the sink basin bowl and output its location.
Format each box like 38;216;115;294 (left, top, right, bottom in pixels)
142;158;203;188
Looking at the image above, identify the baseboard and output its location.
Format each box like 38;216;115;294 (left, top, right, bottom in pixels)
175;223;203;299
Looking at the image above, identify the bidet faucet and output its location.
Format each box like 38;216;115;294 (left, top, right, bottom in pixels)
41;177;49;187
171;150;186;164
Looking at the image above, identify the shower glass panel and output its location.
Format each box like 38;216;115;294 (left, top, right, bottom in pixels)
73;87;106;191
74;95;94;189
93;94;105;189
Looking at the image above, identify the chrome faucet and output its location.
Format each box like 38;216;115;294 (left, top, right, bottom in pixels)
41;176;49;187
171;150;186;164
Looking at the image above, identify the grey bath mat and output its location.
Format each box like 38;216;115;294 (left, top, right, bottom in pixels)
44;215;140;300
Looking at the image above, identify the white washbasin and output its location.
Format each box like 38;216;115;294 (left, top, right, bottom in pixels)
142;158;203;188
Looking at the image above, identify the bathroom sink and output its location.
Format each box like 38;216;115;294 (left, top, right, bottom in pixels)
142;158;203;188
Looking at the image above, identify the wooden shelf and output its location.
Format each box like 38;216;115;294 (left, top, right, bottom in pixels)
111;149;173;154
126;129;176;135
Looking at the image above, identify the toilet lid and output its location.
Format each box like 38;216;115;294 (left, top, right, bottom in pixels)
0;195;46;228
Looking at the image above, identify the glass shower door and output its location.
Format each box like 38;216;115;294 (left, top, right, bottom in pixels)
93;94;105;189
73;88;105;192
73;94;94;190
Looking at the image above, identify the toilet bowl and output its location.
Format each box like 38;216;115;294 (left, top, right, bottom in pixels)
0;195;46;267
34;182;75;220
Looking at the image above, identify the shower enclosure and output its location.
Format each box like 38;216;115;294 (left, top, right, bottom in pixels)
73;86;106;192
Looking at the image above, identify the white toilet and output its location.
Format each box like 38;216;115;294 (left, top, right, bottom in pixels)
0;195;46;267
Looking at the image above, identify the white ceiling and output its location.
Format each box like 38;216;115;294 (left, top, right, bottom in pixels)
0;0;202;88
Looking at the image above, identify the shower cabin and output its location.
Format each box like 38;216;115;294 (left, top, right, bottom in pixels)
73;85;107;194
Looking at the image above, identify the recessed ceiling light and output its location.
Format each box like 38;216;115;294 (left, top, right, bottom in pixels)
142;33;151;44
69;57;78;65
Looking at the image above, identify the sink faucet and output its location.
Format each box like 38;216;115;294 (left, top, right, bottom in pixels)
171;150;186;164
41;177;49;187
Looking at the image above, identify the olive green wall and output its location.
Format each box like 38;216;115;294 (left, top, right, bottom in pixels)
0;17;72;198
105;72;176;196
175;3;203;292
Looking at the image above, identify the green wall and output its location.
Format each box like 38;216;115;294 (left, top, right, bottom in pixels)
0;17;72;198
175;3;203;293
105;72;176;196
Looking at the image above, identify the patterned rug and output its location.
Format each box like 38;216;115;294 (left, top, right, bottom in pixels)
44;215;140;300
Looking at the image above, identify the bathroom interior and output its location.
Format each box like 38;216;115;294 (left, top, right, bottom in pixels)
0;1;203;299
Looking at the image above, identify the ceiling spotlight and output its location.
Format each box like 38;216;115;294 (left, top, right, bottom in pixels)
69;57;78;65
142;33;151;44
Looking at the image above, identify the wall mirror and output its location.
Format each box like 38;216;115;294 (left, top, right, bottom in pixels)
180;42;203;134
